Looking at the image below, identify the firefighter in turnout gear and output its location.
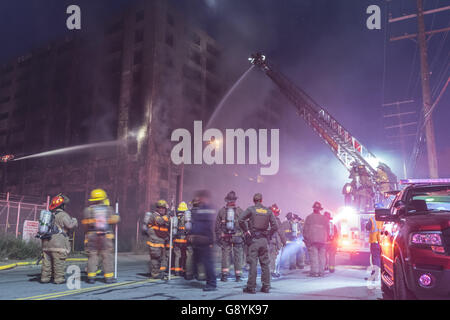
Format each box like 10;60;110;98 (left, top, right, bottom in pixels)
216;191;245;282
280;212;300;270
350;165;374;213
239;193;278;294
324;211;339;273
293;214;306;269
172;202;193;276
40;194;78;284
268;204;286;278
82;189;120;284
142;200;170;279
303;202;330;277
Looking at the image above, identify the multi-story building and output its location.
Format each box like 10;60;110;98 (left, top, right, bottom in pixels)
0;0;224;250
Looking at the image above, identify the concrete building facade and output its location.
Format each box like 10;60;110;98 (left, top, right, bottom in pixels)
0;0;223;250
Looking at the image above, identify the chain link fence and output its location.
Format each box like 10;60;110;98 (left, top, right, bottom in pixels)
0;192;49;239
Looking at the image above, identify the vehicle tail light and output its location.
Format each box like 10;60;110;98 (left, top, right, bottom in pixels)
431;246;445;254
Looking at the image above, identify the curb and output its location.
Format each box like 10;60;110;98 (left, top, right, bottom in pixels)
0;258;88;271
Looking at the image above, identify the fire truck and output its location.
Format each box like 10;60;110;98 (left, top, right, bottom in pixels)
249;53;397;260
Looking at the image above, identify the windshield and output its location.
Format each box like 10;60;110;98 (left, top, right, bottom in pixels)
406;185;450;214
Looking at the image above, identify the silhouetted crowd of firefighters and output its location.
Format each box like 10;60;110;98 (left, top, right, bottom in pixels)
36;188;340;294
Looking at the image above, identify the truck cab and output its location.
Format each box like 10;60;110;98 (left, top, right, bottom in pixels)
376;179;450;300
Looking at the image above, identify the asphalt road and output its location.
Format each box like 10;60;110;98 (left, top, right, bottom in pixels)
0;253;382;300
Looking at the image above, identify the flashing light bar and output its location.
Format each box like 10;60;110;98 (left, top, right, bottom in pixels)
400;178;450;185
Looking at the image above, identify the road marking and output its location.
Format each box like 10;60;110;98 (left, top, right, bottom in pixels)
17;279;158;300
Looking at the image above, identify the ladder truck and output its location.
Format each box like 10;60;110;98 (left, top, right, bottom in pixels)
249;53;397;258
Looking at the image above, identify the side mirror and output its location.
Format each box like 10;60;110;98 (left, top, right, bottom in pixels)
393;200;406;215
375;208;397;222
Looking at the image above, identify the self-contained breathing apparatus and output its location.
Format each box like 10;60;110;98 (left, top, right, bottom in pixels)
36;210;59;240
184;210;192;232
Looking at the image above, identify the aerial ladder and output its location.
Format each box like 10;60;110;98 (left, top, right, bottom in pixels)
249;53;397;256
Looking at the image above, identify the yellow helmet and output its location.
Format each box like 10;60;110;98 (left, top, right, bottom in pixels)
89;189;108;202
177;201;188;212
156;199;168;209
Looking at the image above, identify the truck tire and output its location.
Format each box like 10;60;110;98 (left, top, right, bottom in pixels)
393;257;416;300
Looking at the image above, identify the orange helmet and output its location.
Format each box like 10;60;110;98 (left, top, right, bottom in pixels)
49;194;69;211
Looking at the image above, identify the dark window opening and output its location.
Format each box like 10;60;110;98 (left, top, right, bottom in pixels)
189;51;201;66
206;44;220;57
183;86;202;105
182;65;201;82
191;32;201;46
136;10;144;22
106;20;124;36
135;29;144;43
134;50;143;65
165;34;174;47
167;14;174;26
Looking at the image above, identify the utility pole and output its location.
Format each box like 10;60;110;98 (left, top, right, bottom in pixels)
388;1;450;178
416;0;438;178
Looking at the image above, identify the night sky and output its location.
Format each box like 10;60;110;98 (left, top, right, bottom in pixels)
1;0;449;215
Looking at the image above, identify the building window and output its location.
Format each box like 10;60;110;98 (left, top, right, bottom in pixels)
135;29;144;43
206;58;217;74
165;34;174;47
105;20;124;36
165;57;174;69
108;39;123;54
182;65;202;83
207;43;220;57
167;14;174;26
136;10;144;22
189;50;201;66
134;50;143;65
133;70;142;85
183;86;202;105
0;96;10;104
0;79;12;89
191;32;201;46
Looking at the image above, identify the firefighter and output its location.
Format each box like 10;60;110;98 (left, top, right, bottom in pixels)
303;202;330;277
280;212;299;270
82;189;120;284
352;165;374;213
40;194;78;284
239;193;278;294
216;191;245;282
324;211;339;273
342;182;353;206
268;204;286;278
172;201;192;277
142;199;170;279
293;214;306;269
189;190;217;291
365;215;383;281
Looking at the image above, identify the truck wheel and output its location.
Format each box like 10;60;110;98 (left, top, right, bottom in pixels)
393;258;416;300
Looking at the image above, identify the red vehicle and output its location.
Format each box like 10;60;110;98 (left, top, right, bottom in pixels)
376;179;450;300
0;154;14;163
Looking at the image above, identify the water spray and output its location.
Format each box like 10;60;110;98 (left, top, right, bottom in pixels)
13;140;123;162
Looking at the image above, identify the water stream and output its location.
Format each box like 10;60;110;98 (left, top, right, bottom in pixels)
205;65;255;129
14;140;121;161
